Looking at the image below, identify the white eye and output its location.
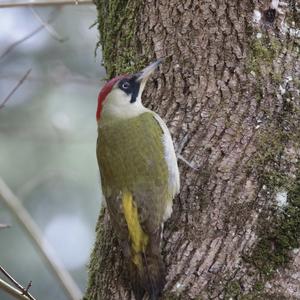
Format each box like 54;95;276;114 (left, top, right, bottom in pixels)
122;81;130;89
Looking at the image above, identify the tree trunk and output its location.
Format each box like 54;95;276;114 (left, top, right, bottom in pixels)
85;0;300;299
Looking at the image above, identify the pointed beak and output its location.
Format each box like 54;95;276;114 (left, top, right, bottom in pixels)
136;59;163;83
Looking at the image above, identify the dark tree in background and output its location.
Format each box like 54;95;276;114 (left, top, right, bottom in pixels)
85;0;300;299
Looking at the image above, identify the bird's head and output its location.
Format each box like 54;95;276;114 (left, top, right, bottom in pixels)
96;60;162;121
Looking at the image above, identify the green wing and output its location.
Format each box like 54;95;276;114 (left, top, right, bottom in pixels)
97;112;171;232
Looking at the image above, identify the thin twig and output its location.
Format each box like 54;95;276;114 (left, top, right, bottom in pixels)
0;177;82;300
0;266;36;300
0;0;92;8
0;26;43;59
0;69;32;110
89;20;98;29
25;281;32;293
0;278;34;300
30;8;67;42
0;223;10;229
0;8;61;60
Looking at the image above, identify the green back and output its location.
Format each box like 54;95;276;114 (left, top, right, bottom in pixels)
97;112;170;228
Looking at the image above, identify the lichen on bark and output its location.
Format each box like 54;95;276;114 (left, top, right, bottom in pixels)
94;0;146;78
241;6;300;294
247;34;281;77
249;175;300;275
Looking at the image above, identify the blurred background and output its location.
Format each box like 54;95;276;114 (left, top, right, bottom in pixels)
0;3;104;299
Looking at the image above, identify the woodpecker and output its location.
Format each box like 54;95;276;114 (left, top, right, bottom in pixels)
96;60;180;300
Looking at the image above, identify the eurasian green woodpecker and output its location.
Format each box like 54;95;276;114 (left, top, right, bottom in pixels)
96;60;180;300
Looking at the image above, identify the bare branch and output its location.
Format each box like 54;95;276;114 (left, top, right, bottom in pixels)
0;8;62;60
0;266;36;300
0;278;35;300
0;69;32;110
0;0;92;8
0;177;83;300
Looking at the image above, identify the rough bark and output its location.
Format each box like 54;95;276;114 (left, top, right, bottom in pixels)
85;0;300;299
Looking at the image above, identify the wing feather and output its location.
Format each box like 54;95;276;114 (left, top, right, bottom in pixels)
97;112;179;228
151;114;180;197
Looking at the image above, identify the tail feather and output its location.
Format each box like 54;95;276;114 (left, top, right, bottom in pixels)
129;250;165;300
129;262;145;300
121;192;165;299
142;252;165;300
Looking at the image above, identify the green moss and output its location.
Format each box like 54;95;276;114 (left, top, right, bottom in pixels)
246;34;281;76
224;280;242;299
86;206;124;296
243;27;300;285
271;72;282;84
247;176;300;277
241;293;289;300
84;207;106;299
254;80;264;103
244;115;300;279
94;0;147;78
224;279;289;300
244;99;300;278
250;131;289;188
253;281;264;292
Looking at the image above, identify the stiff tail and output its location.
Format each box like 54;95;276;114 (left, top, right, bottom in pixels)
122;191;165;300
129;242;165;300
